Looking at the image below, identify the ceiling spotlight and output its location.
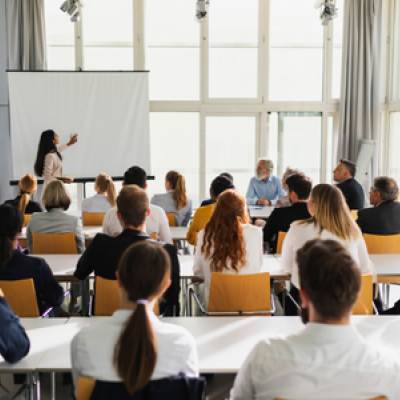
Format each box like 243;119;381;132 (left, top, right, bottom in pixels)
71;11;80;22
316;0;338;25
60;0;84;23
195;0;210;23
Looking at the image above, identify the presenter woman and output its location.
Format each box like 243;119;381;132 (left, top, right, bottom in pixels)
34;130;78;185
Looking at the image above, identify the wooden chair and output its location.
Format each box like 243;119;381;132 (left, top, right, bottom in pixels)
275;397;386;400
149;232;157;240
166;212;175;227
353;274;374;315
0;279;39;317
276;231;287;254
83;213;106;226
77;377;96;400
32;232;77;254
189;272;275;316
23;214;31;227
350;209;358;220
363;233;400;254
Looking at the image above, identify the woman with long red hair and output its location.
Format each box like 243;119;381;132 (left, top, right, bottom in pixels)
193;189;263;309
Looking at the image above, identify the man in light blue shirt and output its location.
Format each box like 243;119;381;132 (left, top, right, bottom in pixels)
246;158;285;206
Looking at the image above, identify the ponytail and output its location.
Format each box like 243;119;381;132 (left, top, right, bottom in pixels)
0;205;23;266
95;173;117;207
18;174;37;218
113;242;171;394
166;171;188;211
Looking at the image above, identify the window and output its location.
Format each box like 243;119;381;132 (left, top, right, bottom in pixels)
391;0;400;100
332;0;344;99
269;0;324;101
146;0;200;100
148;113;199;205
83;0;133;70
205;116;256;197
208;0;259;98
388;112;400;183
44;0;75;70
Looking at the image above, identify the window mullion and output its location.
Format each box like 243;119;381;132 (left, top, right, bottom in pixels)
75;4;83;70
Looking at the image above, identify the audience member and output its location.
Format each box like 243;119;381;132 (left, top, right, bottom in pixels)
187;176;234;246
193;190;263;309
27;180;85;254
0;205;66;316
246;158;285;206
0;289;30;363
102;166;172;244
230;239;400;400
82;173;117;215
4;174;43;215
333;159;364;209
263;174;312;252
71;241;198;395
281;184;371;315
200;172;234;207
275;167;302;208
75;185;180;315
151;170;192;227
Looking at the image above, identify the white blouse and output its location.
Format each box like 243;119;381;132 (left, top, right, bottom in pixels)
280;221;372;288
193;224;263;310
82;194;113;216
42;144;68;185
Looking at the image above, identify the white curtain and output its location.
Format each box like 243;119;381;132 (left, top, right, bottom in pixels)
338;0;382;183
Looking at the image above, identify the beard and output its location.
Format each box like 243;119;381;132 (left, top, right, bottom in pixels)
256;173;267;180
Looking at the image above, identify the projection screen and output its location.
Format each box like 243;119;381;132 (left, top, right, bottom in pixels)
8;71;150;180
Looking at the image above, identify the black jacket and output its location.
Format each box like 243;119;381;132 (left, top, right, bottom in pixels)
263;202;311;252
357;201;400;235
0;296;30;363
74;229;180;315
336;178;365;210
0;251;64;314
4;196;43;214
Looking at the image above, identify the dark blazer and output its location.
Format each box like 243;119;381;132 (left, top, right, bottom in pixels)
4;196;43;214
0;296;30;363
263;202;311;252
357;201;400;235
74;229;180;315
336;178;365;210
0;251;64;314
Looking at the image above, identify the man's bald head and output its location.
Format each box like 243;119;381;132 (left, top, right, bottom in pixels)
372;176;399;202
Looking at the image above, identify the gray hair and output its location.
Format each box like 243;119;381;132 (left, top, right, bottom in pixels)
284;166;302;179
258;157;274;172
373;176;399;201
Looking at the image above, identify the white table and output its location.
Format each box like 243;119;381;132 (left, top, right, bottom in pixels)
249;206;273;219
170;226;189;240
369;254;400;283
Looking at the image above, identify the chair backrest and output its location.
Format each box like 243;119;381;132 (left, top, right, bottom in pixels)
149;232;157;240
350;209;358;220
94;276;160;317
275;397;387;400
0;279;39;317
166;212;175;227
363;233;400;254
77;377;96;400
208;272;271;314
23;214;31;227
276;231;287;254
32;232;77;254
83;213;106;226
353;274;374;315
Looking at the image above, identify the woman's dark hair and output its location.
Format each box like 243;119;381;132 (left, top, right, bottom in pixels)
113;242;171;394
34;130;59;177
0;205;23;265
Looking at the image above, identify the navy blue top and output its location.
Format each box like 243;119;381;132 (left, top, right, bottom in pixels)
0;296;30;363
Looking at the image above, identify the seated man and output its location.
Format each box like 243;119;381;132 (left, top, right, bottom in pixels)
263;174;312;252
102;166;172;244
246;158;285;206
187;175;234;246
74;185;180;316
333;159;364;209
230;239;400;400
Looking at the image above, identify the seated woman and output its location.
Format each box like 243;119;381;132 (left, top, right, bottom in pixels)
82;173;117;216
0;205;65;316
71;241;198;395
4;174;43;215
27;180;85;254
151;171;192;227
281;183;371;314
275;167;302;208
193;190;263;310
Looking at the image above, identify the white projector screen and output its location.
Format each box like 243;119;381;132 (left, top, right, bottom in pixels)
8;72;150;180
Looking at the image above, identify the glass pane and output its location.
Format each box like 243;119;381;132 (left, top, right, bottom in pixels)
205;116;256;199
147;48;199;100
209;48;258;98
327;116;334;184
332;0;344;99
269;0;324;101
388;112;400;183
84;47;134;70
148;113;199;206
47;47;75;70
391;0;400;100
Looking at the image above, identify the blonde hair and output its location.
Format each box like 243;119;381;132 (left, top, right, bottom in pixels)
166;171;188;211
95;173;117;207
41;180;72;211
298;184;361;241
18;174;37;217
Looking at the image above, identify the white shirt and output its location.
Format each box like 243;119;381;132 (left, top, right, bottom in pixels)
281;222;372;288
193;224;263;310
82;194;113;216
102;204;173;244
71;309;198;393
42;144;68;185
230;322;400;400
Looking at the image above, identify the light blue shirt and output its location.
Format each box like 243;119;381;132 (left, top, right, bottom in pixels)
246;175;285;206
